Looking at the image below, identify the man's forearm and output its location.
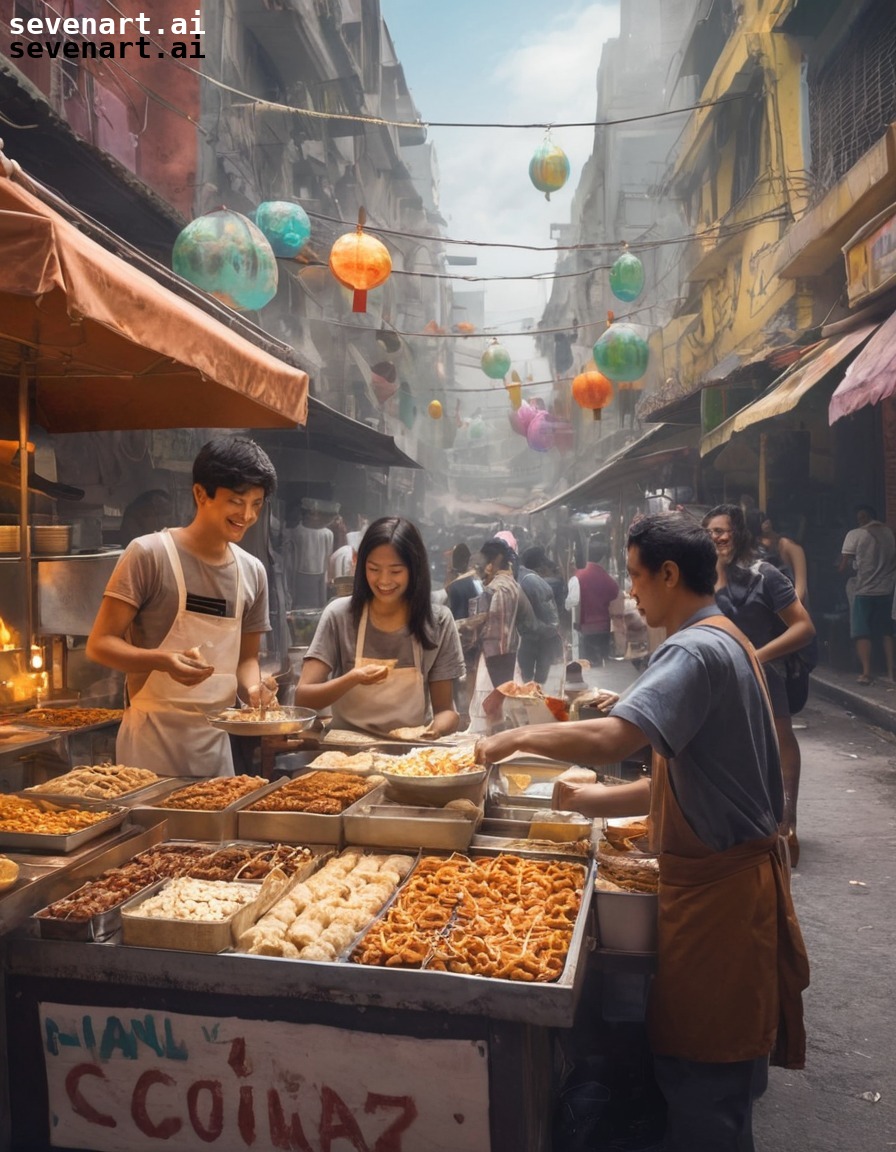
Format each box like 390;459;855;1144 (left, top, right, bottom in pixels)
478;716;647;768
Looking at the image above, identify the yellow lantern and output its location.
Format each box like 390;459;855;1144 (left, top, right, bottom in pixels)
328;209;392;313
505;369;523;409
428;400;443;420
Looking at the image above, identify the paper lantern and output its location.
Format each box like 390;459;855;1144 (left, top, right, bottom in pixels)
609;251;645;302
428;400;443;420
508;400;537;436
453;321;476;334
254;201;311;258
469;415;486;440
481;340;511;380
370;361;398;404
329;213;392;312
529;140;570;201
172;209;278;311
572;370;614;421
526;410;554;452
593;323;649;383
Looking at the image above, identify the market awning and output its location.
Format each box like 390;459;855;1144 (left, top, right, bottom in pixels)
528;425;699;514
0;169;309;432
700;323;879;455
828;309;896;423
293;399;421;468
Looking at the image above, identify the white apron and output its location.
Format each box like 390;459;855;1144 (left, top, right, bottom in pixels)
116;530;244;777
330;605;426;735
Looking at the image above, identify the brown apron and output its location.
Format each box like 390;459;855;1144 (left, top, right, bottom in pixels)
646;614;810;1069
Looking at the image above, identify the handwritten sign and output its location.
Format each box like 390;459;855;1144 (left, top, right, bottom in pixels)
40;1003;490;1151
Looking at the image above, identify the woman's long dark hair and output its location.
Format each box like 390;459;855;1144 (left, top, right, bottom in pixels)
350;517;438;649
703;503;755;566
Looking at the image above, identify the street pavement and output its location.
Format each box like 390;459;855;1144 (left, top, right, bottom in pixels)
550;657;896;1151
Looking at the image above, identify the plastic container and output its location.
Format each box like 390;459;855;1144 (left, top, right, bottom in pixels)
595;890;658;953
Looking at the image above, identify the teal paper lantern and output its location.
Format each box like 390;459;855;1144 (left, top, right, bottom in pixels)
609;252;645;303
529;141;570;201
254;201;311;258
593;324;649;384
173;209;278;311
481;341;512;380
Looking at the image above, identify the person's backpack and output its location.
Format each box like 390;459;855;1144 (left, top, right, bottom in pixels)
515;586;540;638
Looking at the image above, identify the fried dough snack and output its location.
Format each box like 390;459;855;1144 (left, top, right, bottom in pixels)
602;820;650;852
156;775;267;811
27;764;159;799
245;771;372;814
0;794;116;834
237;848;414;959
596;852;658;894
353;853;586;982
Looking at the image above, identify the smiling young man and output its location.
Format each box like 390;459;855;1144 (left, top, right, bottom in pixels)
476;512;809;1152
86;436;277;777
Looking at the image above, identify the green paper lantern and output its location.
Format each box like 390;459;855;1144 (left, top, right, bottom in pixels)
254;201;311;258
593;324;649;383
609;252;645;303
481;342;511;380
172;209;278;311
529;141;570;201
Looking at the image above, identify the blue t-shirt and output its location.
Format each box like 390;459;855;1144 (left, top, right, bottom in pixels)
714;560;796;648
612;606;783;851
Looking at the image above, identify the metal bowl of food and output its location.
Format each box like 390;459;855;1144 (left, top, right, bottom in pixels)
206;705;318;737
378;746;487;806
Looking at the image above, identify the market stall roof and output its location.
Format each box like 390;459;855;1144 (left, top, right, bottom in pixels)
0;166;309;432
528;424;699;514
700;323;879;455
273;400;421;469
828;309;896;424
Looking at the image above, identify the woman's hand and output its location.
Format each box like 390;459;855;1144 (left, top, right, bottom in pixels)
246;675;278;708
352;663;390;687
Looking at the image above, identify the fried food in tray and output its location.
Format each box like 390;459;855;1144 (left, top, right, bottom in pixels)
130;877;261;922
244;770;374;815
18;708;123;729
353;852;586;982
36;842;314;924
596;852;658;894
155;775;268;811
26;764;160;800
237;847;415;960
381;745;480;778
0;794;117;835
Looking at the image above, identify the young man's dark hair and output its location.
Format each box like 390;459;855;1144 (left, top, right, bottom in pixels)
856;503;877;519
586;538;606;564
192;436;277;498
628;511;718;596
351;516;437;648
521;545;548;570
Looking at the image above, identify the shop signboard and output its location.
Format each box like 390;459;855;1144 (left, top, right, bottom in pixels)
39;1003;490;1151
844;203;896;307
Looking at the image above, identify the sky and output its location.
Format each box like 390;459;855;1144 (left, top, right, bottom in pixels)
381;0;621;338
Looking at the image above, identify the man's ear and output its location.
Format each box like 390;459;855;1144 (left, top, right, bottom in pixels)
192;482;208;505
661;559;680;587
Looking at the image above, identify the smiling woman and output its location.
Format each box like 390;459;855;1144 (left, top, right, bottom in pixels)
294;517;465;739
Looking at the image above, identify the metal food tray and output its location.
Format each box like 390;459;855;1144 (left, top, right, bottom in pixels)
129;778;281;841
492;757;579;808
343;801;478;851
237;774;382;845
119;877;274;953
0;795;129;853
32;837;221;942
350;849;596;985
207;706;317;737
22;775;166;808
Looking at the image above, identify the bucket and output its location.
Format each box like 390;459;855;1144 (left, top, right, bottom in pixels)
595;890;658;952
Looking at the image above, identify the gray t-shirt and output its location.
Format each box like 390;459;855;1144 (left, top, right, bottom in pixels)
104;531;270;695
612;606;782;852
844;522;896;596
305;598;464;717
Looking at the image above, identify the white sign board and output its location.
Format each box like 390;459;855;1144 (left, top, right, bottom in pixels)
40;1003;490;1152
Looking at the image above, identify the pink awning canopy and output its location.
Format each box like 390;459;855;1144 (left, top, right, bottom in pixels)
829;309;896;424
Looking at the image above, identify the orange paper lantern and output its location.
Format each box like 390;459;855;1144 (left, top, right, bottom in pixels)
428;400;443;419
329;210;392;312
572;370;614;420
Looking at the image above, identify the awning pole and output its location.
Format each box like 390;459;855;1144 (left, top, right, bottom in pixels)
18;354;34;655
758;432;768;513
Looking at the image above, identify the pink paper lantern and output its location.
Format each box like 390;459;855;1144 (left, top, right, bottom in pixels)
509;400;537;436
526;410;555;452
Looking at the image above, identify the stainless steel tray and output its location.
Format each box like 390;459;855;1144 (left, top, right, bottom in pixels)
343;801;478;851
120;876;275;953
22;776;164;807
237;775;382;845
129;778;280;841
207;705;317;737
0;795;129;853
